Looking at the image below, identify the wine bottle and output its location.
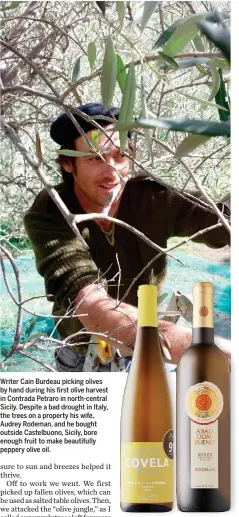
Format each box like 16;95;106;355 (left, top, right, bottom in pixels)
176;282;230;512
120;284;174;512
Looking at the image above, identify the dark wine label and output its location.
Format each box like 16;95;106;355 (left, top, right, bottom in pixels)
185;381;223;489
163;429;174;459
121;441;173;504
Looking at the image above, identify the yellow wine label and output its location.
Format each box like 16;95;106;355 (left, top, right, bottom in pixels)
121;440;173;504
185;381;223;489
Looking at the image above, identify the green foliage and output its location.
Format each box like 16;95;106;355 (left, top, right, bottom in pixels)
175;91;229;112
198;19;230;63
141;2;158;34
91;130;100;149
153;11;229;49
101;35;117;109
88;42;96;72
116;1;126;29
116;53;127;93
158;52;179;69
141;75;154;165
2;1;22;10
207;63;221;102
215;70;230;122
157;56;229;72
118;61;136;153
71;57;81;83
157;14;205;60
116;118;230;137
1;0;231;242
57;150;92;157
175;135;211;159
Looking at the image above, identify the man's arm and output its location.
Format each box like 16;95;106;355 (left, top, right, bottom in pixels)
165;188;230;247
75;284;192;364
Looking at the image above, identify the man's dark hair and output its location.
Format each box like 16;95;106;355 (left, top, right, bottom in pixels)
56;141;76;187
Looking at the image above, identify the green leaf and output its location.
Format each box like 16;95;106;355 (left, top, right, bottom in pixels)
153;16;186;49
57;150;93;157
158;51;179;69
27;332;48;342
116;1;126;29
141;75;154;165
215;69;230;122
176;90;229;112
192;34;205;52
153;11;230;50
198;19;230;63
101;35;117;110
91;131;99;149
71;57;81;83
116;118;230;137
175;134;211;158
141;1;158;34
157;56;229;72
207;64;220;102
88;42;96;72
116;53;127;93
158;14;205;59
118;61;136;153
2;1;22;9
209;58;229;70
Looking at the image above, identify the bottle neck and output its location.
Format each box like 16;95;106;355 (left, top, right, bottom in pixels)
192;290;214;345
137;286;158;328
192;327;214;345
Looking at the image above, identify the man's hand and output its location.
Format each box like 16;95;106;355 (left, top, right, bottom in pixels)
75;284;194;364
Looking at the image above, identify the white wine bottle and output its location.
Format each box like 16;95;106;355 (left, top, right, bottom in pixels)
176;282;230;512
120;285;174;512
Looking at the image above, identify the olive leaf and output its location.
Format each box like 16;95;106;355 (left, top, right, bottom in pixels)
2;1;22;9
198;19;230;63
118;61;136;153
157;14;205;60
116;53;127;93
207;63;221;102
153;11;230;50
92;130;99;149
101;35;117;109
71;57;81;83
175;134;211;159
215;70;230;122
158;51;179;69
26;332;48;343
192;34;205;52
116;1;126;29
141;1;158;34
57;150;93;157
141;75;154;165
176;90;229;112
88;42;96;72
157;56;229;72
116;118;230;137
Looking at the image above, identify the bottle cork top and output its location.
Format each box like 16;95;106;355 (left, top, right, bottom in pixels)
193;282;214;294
